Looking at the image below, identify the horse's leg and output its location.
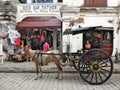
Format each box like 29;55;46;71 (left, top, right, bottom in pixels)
36;57;43;78
55;64;62;80
34;57;40;80
58;67;63;80
34;63;39;80
55;69;63;80
56;70;60;79
58;68;63;80
44;54;63;80
53;56;63;80
39;64;42;78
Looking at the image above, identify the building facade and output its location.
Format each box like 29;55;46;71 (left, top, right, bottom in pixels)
61;0;120;55
0;0;17;50
1;0;120;55
61;0;120;56
11;0;120;55
0;0;17;30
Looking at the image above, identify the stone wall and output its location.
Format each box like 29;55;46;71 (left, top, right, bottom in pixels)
0;1;17;29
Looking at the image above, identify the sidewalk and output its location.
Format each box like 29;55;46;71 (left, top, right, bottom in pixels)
0;60;76;73
0;60;120;73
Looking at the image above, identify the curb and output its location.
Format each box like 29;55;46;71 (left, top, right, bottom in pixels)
0;69;120;74
0;67;78;73
0;69;77;73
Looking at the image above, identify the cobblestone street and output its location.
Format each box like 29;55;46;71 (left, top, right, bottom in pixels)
0;73;120;90
0;60;120;90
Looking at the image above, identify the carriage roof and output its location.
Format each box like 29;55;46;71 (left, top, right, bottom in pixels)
63;26;114;35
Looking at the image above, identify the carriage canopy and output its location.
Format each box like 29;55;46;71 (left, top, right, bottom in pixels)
63;26;114;35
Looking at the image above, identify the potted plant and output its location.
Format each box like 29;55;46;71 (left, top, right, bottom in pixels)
115;48;119;63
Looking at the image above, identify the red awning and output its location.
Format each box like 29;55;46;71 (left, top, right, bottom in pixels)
16;16;61;30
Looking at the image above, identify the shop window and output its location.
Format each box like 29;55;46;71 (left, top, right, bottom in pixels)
18;0;27;3
83;32;92;50
18;0;53;3
83;31;102;49
58;0;63;3
36;0;53;3
103;32;112;44
102;31;113;55
37;0;62;3
92;32;101;48
36;0;62;3
84;0;107;7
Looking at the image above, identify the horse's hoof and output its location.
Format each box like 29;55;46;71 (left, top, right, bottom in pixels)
40;63;44;66
34;77;38;80
55;77;59;79
40;76;42;78
59;78;62;80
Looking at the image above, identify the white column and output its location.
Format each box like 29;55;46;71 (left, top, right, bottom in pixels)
54;0;57;3
53;30;57;50
0;40;3;64
27;0;33;3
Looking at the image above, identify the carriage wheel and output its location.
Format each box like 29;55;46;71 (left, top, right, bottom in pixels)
78;49;113;85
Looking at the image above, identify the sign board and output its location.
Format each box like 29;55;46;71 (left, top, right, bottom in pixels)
17;4;62;22
18;4;60;13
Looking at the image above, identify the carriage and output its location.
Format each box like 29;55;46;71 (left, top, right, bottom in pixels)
33;26;113;85
63;26;113;85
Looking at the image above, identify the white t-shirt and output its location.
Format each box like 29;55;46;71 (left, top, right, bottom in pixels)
8;30;21;44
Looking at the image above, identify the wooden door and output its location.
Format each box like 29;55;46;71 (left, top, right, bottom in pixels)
101;31;113;56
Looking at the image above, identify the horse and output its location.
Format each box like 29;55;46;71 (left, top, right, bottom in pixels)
24;46;68;80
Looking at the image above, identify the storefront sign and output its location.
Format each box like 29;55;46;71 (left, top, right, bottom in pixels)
18;4;61;13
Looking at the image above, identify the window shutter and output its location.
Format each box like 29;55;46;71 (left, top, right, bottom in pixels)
84;0;107;7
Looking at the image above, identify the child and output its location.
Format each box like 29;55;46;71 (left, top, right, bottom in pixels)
85;41;91;51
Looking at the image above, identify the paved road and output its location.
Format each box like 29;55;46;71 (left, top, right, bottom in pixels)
0;73;120;90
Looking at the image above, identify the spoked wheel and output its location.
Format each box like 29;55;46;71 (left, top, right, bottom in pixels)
78;49;113;85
